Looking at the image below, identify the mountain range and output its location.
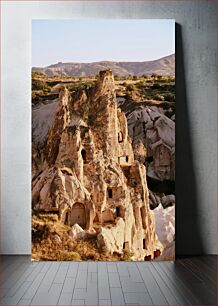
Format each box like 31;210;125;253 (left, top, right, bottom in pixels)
32;54;175;77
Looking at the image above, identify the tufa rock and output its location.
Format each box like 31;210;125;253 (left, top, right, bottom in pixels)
69;224;86;239
32;70;163;260
121;103;175;182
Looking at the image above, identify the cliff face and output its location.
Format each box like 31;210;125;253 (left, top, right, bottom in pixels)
118;100;175;183
32;70;162;261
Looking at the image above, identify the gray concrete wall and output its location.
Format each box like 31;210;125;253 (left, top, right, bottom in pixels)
1;1;217;255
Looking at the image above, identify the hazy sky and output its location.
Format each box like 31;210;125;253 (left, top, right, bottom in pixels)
32;19;175;67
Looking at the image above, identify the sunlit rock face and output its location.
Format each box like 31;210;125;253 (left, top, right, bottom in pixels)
32;70;163;260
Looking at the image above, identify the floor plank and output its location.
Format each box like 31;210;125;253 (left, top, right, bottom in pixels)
156;261;200;304
98;262;111;300
189;257;217;285
176;258;217;305
136;263;169;305
152;262;189;305
30;283;63;305
0;255;217;306
2;281;32;305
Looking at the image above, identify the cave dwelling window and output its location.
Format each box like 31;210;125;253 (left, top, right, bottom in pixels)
116;206;121;217
108;188;113;199
123;241;129;250
143;238;146;249
118;132;123;143
81;149;87;163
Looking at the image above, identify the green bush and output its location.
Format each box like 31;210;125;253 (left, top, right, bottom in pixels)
146;79;153;83
126;84;136;91
152;83;161;89
164;92;175;102
154;94;165;101
32;71;45;78
114;75;121;81
137;80;146;88
151;73;158;78
32;79;51;92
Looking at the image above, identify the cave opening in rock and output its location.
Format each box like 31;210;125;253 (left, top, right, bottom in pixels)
118;132;123;143
108;188;113;199
65;212;69;225
126;156;129;162
116;206;121;217
146;156;154;163
144;255;152;261
140;207;146;229
61;169;72;176
143;239;146;249
71;203;86;228
123;241;129;250
122;166;131;179
154;249;161;258
130;178;137;187
81;149;87;163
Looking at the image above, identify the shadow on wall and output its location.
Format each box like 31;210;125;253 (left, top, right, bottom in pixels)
175;23;206;256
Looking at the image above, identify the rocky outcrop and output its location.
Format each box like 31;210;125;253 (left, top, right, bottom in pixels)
154;240;175;261
69;224;86;239
119;98;175;218
32;99;58;147
149;192;175;210
125;106;175;182
161;194;175;209
32;70;163;260
154;204;175;248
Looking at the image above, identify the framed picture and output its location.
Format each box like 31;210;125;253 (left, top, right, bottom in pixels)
31;19;175;261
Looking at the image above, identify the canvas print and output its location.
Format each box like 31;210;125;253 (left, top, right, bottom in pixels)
32;19;175;261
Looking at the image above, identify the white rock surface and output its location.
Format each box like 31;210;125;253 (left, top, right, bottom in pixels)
126;106;175;181
155;240;175;261
154;204;175;248
32;100;58;146
69;224;86;239
97;218;125;254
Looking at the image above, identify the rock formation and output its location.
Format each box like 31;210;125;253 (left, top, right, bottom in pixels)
118;99;175;214
32;70;163;261
153;204;175;249
121;104;175;182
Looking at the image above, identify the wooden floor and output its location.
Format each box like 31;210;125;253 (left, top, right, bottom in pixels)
0;256;217;305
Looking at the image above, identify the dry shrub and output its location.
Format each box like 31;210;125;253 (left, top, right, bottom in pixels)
32;213;134;261
57;250;81;261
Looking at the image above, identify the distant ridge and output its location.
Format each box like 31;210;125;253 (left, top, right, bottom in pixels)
32;54;175;77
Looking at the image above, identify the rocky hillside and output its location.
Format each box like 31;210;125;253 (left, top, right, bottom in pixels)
32;54;175;77
32;70;164;261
